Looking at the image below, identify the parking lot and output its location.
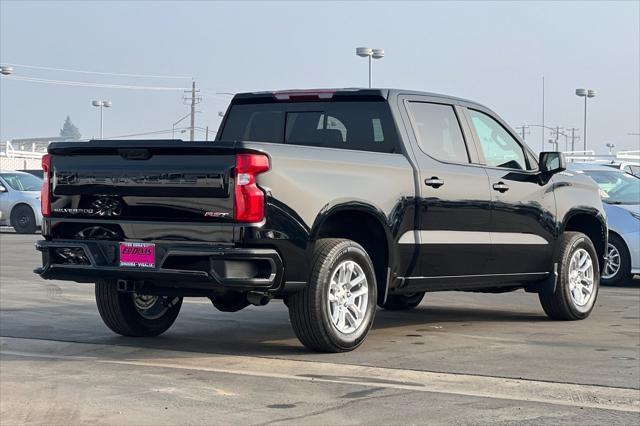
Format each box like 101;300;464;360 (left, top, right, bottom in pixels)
1;231;639;424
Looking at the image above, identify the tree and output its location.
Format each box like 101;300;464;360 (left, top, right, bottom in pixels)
59;116;81;140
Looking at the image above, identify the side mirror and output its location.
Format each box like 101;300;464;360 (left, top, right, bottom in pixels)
539;151;566;174
0;184;6;193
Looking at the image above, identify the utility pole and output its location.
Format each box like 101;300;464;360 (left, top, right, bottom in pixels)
515;125;530;141
549;125;563;151
206;126;209;141
541;76;545;152
184;80;201;141
567;127;580;152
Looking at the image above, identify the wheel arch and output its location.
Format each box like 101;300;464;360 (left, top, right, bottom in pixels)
561;209;607;269
310;201;394;304
606;229;631;270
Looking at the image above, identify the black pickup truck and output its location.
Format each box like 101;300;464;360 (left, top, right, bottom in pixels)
36;89;607;352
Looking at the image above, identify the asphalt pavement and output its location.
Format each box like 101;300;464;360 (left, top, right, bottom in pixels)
1;231;639;425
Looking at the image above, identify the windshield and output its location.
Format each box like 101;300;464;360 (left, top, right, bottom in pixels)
0;173;43;192
578;169;640;205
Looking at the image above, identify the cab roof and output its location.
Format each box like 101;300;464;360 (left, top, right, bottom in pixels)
232;88;486;109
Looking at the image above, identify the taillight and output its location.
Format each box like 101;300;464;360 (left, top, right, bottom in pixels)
234;153;270;222
41;154;51;217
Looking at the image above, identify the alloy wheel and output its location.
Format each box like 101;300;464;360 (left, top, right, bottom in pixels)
327;260;369;334
568;248;595;309
602;243;621;280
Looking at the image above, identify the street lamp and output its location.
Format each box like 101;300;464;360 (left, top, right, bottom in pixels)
0;65;13;75
356;47;384;88
92;100;112;139
605;143;615;155
575;88;596;151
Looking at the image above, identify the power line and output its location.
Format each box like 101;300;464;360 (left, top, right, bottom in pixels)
2;75;189;91
105;126;213;140
105;127;190;139
2;63;191;80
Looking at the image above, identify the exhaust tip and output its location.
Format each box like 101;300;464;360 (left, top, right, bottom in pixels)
247;291;270;306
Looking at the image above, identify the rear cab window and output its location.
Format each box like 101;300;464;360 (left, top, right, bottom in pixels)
219;98;400;154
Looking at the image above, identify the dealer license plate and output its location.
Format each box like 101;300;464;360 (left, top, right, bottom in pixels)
119;242;155;268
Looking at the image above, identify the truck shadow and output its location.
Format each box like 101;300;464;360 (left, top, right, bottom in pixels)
0;300;550;358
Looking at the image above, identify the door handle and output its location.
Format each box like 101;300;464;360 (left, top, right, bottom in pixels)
492;182;509;193
425;177;444;188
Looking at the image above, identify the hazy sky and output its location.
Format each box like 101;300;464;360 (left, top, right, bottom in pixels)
1;1;638;153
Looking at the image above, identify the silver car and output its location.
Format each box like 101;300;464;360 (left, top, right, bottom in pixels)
570;164;640;285
0;170;43;234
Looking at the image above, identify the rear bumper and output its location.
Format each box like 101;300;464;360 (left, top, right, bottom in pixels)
35;239;284;292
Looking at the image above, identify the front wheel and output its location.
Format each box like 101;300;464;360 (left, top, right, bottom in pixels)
95;280;182;336
539;232;599;320
601;234;632;286
288;239;377;352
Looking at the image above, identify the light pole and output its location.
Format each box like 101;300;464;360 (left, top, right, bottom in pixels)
575;88;596;151
605;143;615;155
356;47;384;88
92;100;112;139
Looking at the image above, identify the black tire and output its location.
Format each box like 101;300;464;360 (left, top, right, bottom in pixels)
95;280;182;337
10;204;37;234
601;233;633;286
381;292;425;310
288;238;377;352
539;232;599;320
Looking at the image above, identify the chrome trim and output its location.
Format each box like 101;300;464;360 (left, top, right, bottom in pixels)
404;272;549;279
398;230;548;245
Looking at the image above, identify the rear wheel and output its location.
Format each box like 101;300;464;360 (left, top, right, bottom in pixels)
381;292;425;310
288;239;377;352
601;233;632;286
10;205;36;234
539;232;599;320
95;280;182;336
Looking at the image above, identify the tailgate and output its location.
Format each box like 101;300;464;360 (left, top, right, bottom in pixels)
49;141;239;222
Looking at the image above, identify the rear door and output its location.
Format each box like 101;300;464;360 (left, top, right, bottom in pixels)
463;107;556;275
399;96;492;282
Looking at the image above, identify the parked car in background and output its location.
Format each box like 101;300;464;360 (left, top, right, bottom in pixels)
570;163;639;285
602;161;640;178
0;170;43;234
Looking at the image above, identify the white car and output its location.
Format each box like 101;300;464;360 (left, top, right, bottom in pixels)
602;161;640;178
0;170;43;234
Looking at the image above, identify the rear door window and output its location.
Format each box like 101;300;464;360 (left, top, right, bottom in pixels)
220;101;399;153
406;102;470;164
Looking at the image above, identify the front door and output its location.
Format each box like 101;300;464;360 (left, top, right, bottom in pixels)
0;177;9;224
401;99;493;282
465;108;556;275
